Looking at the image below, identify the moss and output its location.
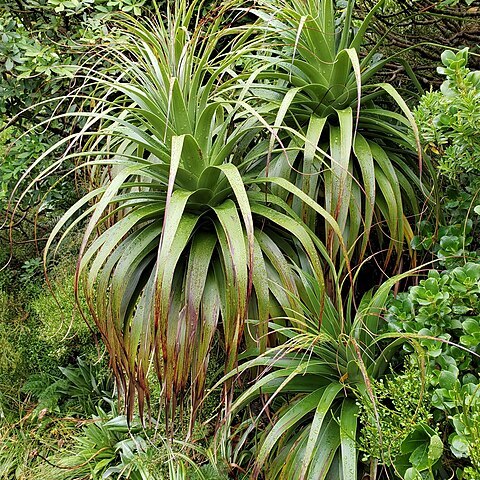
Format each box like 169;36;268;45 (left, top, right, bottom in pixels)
0;289;32;395
28;258;98;370
0;256;100;394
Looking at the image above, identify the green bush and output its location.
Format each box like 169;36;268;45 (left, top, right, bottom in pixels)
386;261;480;477
415;48;480;178
358;361;442;479
387;263;480;363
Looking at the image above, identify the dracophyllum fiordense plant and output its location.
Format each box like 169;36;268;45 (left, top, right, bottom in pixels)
17;0;347;429
245;0;429;274
214;265;430;480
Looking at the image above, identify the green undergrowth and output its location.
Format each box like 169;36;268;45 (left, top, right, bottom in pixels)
0;256;97;400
